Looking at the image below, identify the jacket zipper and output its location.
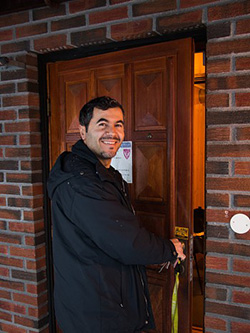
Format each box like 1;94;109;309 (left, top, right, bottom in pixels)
137;265;149;319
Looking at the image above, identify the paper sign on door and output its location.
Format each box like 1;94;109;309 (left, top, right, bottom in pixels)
111;141;133;183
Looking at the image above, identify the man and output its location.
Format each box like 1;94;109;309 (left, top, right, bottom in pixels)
47;96;185;332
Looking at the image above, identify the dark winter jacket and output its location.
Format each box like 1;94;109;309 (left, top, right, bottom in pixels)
47;140;178;333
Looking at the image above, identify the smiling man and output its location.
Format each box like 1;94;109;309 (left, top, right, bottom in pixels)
47;96;185;333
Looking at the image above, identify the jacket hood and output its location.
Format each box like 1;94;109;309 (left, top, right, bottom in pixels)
47;151;73;199
47;140;102;199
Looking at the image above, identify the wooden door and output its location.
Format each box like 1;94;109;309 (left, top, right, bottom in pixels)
48;38;194;333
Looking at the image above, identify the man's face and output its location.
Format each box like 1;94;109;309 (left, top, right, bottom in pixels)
79;107;125;168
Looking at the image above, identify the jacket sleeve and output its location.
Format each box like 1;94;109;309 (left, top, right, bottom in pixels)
69;178;177;266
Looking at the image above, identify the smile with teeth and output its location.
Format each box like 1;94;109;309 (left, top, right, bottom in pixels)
101;137;119;145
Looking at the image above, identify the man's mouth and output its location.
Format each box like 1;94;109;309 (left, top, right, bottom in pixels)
101;137;120;145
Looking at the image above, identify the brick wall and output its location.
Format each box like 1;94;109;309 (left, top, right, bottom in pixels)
0;0;249;332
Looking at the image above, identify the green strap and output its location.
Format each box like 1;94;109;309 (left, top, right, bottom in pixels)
171;271;180;333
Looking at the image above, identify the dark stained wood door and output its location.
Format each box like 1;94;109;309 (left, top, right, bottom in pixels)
48;38;194;333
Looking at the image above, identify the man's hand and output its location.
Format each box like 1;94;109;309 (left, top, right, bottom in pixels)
170;238;186;261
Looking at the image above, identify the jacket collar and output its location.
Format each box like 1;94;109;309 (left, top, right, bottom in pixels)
72;140;122;184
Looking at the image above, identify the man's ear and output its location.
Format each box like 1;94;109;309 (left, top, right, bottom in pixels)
79;125;86;141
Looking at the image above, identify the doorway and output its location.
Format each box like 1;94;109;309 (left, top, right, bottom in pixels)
45;38;206;332
192;52;205;332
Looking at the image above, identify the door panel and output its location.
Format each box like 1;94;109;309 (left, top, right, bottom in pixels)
134;142;166;202
48;38;194;333
133;58;167;131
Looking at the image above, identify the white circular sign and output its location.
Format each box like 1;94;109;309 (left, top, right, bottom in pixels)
230;213;250;234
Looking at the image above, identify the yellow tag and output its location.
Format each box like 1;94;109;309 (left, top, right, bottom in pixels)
175;226;189;240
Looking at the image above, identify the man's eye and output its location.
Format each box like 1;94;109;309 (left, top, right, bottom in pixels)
116;123;123;128
99;123;106;127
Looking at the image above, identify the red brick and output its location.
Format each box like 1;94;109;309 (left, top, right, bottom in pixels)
206;161;229;175
207;193;229;207
208;1;250;21
16;23;47;38
235;232;250;241
21;160;42;171
5;121;40;133
236;92;250;107
9;222;35;233
0;289;11;300
5;147;41;158
207;75;250;91
206;208;250;223
0;135;16;145
233;290;250;305
0;12;29;28
51;15;86;31
10;247;36;259
25;233;45;246
205;315;227;330
206;300;250;320
0;280;24;292
1;40;30;55
207;144;250;158
23;210;44;222
26;257;46;270
209;49;221;69
3;94;39;108
16;54;37;67
206;93;229;108
33;4;66;21
235;161;250;175
207;127;230;141
133;0;176;16
0;29;13;41
206;240;249;257
28;303;48;318
111;19;152;41
8;197;43;209
33;34;67;52
233;258;250;274
236;57;250;71
236;18;250;35
0;221;6;230
0;83;15;94
0;185;20;195
0;256;23;268
0;267;9;277
0;110;16;120
0;209;21;220
7;172;42;184
19;134;41;145
19;109;40;120
1;69;26;81
0;197;6;206
0;233;21;245
234;195;250;207
0;309;12;322
0;323;26;333
27;281;47;295
89;7;128;24
13;293;38;306
207;21;231;39
157;10;202;32
18;81;39;93
22;184;43;196
14;315;36;328
69;0;106;13
236;127;250;141
207;38;250;56
206;255;228;270
0;245;8;255
231;321;250;333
